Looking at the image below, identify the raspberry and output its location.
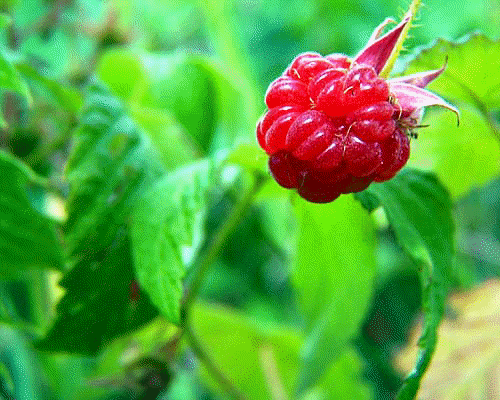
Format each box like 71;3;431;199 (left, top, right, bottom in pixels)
257;16;458;203
259;53;407;203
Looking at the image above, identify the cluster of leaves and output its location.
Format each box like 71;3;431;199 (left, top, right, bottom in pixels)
0;0;499;399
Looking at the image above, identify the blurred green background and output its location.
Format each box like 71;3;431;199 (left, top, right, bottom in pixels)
1;0;500;399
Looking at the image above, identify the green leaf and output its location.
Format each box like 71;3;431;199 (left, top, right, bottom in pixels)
0;14;11;28
97;49;202;166
408;107;500;198
130;159;217;325
38;81;165;355
64;81;165;256
226;142;268;174
404;35;500;109
190;301;302;400
129;103;200;169
302;348;373;400
357;169;454;400
0;150;63;274
0;50;32;126
190;302;373;399
36;236;158;355
15;62;82;113
293;195;376;394
402;35;500;198
98;49;256;157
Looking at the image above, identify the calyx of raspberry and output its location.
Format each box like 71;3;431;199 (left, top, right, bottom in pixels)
257;9;459;203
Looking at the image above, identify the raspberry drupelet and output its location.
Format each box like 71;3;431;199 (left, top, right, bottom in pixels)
257;16;458;203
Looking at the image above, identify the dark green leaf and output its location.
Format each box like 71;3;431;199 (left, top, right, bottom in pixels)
38;81;165;355
64;81;166;256
359;169;454;400
293;195;376;395
36;234;157;355
130;159;217;325
0;150;63;274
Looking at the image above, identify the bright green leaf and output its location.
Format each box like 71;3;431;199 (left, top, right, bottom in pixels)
226;142;268;174
98;49;256;157
190;301;302;400
408;107;500;198
302;348;373;400
403;35;500;109
0;50;32;105
0;150;63;274
356;169;455;400
15;62;82;113
402;35;500;198
97;49;145;102
98;49;201;169
190;302;373;399
293;195;376;394
0;14;11;28
130;159;217;325
129;103;200;169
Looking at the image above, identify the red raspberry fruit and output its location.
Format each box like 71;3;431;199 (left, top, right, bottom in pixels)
257;15;458;203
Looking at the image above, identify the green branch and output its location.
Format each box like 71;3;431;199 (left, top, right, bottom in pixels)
181;172;266;315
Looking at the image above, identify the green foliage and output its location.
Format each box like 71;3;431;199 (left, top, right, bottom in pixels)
0;14;12;29
0;50;31;127
190;301;302;400
38;82;164;355
0;150;63;274
311;348;374;400
130;159;218;325
0;0;497;399
357;169;454;399
293;195;376;394
97;49;256;159
404;35;500;198
15;62;82;113
191;302;373;400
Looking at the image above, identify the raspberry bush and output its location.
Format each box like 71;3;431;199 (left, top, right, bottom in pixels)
1;0;498;399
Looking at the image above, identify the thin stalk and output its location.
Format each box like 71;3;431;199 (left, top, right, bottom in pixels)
181;173;265;315
184;323;246;400
179;172;266;400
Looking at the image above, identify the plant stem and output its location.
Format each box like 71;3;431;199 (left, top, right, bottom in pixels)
184;323;247;400
181;172;265;315
180;172;265;400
